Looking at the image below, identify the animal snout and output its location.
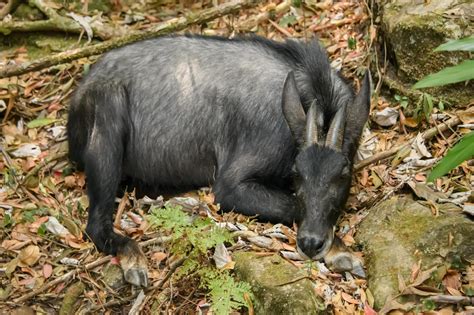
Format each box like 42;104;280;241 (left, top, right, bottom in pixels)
297;235;328;260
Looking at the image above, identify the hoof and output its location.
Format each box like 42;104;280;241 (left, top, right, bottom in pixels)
323;236;366;278
123;267;148;287
117;241;149;287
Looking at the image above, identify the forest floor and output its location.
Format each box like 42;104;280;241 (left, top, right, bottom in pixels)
0;0;473;314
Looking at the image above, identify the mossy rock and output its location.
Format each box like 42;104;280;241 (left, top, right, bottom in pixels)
233;252;325;314
379;0;473;106
356;195;474;308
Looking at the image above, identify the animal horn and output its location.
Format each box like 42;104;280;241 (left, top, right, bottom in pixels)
325;104;346;150
305;101;319;147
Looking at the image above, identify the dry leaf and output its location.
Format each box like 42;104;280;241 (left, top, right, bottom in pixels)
151;252;168;263
43;264;53;278
18;245;41;267
341;291;359;304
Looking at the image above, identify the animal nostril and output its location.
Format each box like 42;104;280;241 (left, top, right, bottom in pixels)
298;236;326;258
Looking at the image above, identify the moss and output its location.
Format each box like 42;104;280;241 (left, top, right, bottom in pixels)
379;0;474;107
234;252;325;314
356;196;474;308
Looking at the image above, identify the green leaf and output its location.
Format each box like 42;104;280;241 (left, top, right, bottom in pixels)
413;60;474;89
434;36;474;52
279;14;297;27
27;118;59;129
428;131;474;182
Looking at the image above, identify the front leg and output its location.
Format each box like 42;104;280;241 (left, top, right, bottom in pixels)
213;177;298;226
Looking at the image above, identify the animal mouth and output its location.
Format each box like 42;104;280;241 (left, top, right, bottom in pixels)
296;229;334;261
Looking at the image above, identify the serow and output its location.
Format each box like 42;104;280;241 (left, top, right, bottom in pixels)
67;35;371;287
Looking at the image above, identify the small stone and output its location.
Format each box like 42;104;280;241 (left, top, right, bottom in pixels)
102;263;125;290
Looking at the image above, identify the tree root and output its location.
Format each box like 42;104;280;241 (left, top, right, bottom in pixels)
0;0;259;79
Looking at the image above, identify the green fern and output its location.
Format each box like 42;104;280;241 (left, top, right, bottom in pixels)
147;204;253;313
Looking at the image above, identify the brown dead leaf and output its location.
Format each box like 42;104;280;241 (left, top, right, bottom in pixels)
1;239;31;251
63;175;76;188
341;291;359;304
446;286;462;296
18;245;41;267
410;261;421;283
29;216;49;234
443;270;461;291
43;263;53;279
151;252;168;263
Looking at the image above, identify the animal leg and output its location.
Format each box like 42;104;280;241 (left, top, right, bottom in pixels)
213;177;298;226
82;87;148;287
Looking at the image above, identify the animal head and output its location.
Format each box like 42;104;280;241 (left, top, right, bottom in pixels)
282;71;371;260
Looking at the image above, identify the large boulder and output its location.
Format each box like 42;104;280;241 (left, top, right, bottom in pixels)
356;195;474;308
233;252;325;314
379;0;473;106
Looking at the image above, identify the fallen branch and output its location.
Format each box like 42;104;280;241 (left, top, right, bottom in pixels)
0;0;120;40
0;0;258;79
427;295;474;305
354;116;461;171
13;255;111;303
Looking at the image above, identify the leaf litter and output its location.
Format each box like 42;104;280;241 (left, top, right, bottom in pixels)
0;0;473;314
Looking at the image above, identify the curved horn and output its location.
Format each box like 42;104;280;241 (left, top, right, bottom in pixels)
305;101;319;147
325;104;346;150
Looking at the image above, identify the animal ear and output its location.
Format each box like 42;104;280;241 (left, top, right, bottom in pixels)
342;70;372;159
282;71;306;147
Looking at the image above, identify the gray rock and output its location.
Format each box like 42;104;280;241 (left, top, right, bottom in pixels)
356;195;474;308
233;252;325;314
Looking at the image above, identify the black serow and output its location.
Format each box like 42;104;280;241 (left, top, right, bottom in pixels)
68;35;370;287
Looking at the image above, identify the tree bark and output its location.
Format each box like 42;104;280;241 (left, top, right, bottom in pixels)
0;0;258;79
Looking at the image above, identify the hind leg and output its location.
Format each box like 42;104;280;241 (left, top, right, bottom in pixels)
82;87;148;287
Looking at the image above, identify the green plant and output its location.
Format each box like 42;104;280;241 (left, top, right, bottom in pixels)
413;36;474;89
428;131;474;182
413;37;474;182
147;205;252;314
394;94;409;109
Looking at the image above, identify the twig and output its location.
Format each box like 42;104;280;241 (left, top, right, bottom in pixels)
0;0;259;79
12;235;174;303
354;116;461;171
14;255;112;303
238;1;290;30
146;257;186;293
275;275;313;286
268;19;293;37
427;295;473;305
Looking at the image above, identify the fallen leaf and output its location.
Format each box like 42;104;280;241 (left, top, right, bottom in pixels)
43;264;53;278
443;270;461;290
12;144;41;158
213;243;233;269
151;252;168;263
373;107;398;127
341;291;359;304
18;245;41;267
